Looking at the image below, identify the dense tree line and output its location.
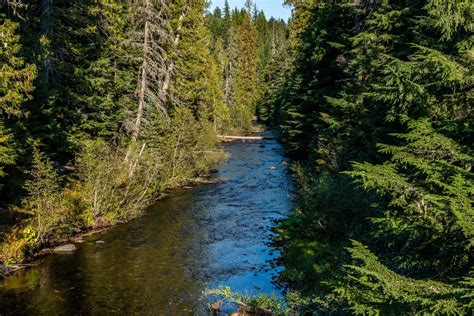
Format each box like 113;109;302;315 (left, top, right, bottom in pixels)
259;0;473;314
205;0;287;131
4;0;471;313
0;0;285;268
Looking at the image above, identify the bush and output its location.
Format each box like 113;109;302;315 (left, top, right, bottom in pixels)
75;139;159;224
76;108;224;225
0;228;28;265
1;108;224;265
208;286;289;315
20;146;64;242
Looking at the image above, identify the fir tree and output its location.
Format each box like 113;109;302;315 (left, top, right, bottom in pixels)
0;17;36;116
0;14;36;179
348;119;473;276
235;8;258;131
173;0;226;124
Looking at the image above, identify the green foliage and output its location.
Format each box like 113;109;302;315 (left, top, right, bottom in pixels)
0;17;36;116
75;107;224;225
0;0;235;266
75;139;153;224
208;286;289;315
348;119;473;276
0;228;28;265
277;165;374;298
338;241;472;315
0;123;15;178
0;15;36;181
234;10;258;131
173;1;230;133
264;0;474;313
21;146;63;241
206;4;287;133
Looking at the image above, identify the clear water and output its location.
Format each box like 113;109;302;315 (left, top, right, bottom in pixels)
0;134;293;315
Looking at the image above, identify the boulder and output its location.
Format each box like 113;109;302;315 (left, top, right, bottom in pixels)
53;244;77;253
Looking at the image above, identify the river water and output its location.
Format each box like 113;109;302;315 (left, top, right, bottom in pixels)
0;133;293;315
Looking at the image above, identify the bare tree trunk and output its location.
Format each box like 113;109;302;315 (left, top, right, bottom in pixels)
271;21;276;55
133;0;150;140
41;0;53;84
224;63;229;104
131;1;184;139
4;0;27;17
158;13;184;107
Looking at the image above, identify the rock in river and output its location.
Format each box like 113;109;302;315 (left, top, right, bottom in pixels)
53;244;77;253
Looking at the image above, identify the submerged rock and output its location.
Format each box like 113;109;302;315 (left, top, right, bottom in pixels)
210;300;223;313
53;244;77;253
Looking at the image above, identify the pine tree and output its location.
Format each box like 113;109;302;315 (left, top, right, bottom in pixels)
22;146;62;240
339;240;471;315
224;23;239;111
76;0;132;143
0;123;14;178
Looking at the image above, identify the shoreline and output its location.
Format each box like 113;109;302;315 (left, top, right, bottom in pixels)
0;174;222;279
0;130;266;280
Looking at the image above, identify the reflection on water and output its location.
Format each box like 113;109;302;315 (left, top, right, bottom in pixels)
0;134;293;315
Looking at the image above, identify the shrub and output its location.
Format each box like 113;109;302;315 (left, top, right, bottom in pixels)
21;146;64;242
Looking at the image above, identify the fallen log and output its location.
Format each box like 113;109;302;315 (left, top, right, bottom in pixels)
218;135;274;141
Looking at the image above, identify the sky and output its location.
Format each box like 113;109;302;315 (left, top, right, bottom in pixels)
209;0;292;21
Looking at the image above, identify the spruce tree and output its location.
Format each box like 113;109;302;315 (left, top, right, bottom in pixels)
0;17;36;116
265;0;474;312
172;0;227;126
235;8;258;131
349;119;473;276
0;14;36;178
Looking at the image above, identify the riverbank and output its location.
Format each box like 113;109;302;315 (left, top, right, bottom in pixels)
0;130;262;277
0;116;226;274
0;172;222;278
0;132;293;314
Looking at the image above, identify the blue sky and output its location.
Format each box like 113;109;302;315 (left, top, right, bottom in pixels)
209;0;292;20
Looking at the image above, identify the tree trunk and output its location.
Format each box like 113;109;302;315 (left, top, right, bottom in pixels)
133;0;151;140
41;0;53;84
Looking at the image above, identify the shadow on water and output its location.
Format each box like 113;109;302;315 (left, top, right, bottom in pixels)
0;132;294;315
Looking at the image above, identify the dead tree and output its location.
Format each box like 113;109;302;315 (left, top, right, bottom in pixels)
1;0;28;18
41;0;53;83
130;0;176;140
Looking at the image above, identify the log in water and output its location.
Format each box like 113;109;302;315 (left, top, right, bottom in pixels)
218;135;275;141
0;132;293;315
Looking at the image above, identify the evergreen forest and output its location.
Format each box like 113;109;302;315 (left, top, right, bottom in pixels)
0;0;473;314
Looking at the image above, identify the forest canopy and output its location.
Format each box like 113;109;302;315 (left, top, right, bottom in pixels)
0;0;286;267
0;0;473;314
262;0;473;314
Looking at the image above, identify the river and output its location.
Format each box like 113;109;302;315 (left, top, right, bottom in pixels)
0;133;293;315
